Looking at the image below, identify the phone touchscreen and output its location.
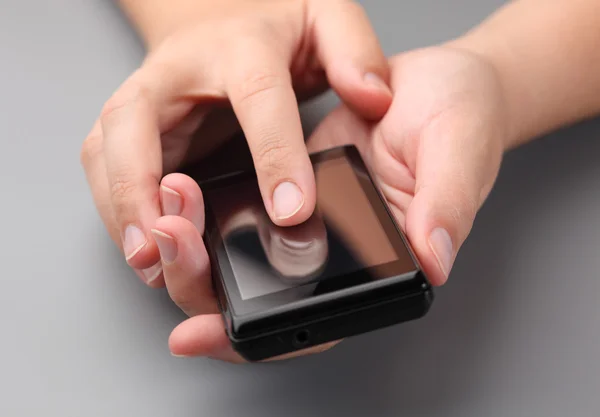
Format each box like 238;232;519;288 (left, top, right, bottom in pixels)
204;149;420;314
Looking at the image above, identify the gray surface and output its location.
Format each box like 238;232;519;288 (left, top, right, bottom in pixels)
1;1;599;416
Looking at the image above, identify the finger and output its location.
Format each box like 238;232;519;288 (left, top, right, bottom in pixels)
169;315;341;363
81;120;166;287
152;216;217;317
81;120;119;243
226;43;316;227
405;109;503;285
100;47;223;275
169;314;245;363
159;173;205;232
99;71;166;273
312;0;393;120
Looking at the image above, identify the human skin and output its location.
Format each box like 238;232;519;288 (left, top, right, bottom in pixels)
81;0;600;362
81;0;393;286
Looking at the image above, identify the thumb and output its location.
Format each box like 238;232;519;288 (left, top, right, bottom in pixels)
404;112;503;286
312;0;393;120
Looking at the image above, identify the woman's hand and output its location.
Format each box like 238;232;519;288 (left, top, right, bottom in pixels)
306;45;509;285
80;0;392;286
162;44;511;363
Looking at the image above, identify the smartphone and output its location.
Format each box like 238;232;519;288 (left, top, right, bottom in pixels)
200;145;433;362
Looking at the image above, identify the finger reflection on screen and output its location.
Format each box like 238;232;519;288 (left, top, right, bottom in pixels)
256;211;328;284
208;152;406;301
216;185;329;286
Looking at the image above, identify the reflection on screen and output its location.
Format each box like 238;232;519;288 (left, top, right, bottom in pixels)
209;156;400;300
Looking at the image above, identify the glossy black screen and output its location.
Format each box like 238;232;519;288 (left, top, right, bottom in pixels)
204;148;418;309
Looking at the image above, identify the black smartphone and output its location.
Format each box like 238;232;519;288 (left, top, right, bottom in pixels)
200;145;433;362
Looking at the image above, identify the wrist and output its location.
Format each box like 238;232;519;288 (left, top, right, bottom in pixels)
448;32;528;152
449;0;600;151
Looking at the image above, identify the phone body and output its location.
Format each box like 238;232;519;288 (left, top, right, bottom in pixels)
200;145;433;362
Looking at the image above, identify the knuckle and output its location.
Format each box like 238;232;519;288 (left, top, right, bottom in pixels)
233;71;285;105
448;187;478;233
100;72;150;121
80;129;103;168
109;170;158;219
254;134;293;174
108;166;140;207
169;291;196;314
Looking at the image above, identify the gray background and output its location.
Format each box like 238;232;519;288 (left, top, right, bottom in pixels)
1;1;599;416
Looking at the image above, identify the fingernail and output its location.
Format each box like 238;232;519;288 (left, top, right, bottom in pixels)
364;72;391;94
123;224;147;261
151;229;177;264
272;181;304;220
161;186;183;216
171;353;189;358
428;228;454;277
141;262;163;283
